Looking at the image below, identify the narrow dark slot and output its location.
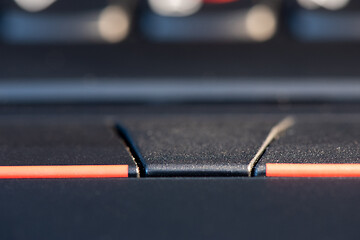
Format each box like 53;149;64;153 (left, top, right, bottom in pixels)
114;124;147;177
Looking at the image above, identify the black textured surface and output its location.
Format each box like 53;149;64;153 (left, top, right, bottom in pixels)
1;178;360;240
0;106;359;240
120;114;283;176
255;114;360;176
0;117;137;175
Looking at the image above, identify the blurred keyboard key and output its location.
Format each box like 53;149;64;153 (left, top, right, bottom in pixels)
289;0;360;41
1;0;136;44
141;0;279;42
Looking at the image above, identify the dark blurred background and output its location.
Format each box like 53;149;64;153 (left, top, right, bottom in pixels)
0;0;359;103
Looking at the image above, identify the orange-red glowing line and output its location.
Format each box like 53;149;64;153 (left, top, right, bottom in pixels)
0;165;128;179
266;163;360;177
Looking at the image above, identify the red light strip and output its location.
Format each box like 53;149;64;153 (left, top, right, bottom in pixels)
266;163;360;177
0;165;128;179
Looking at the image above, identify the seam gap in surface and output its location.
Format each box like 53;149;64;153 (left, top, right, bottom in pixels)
114;124;146;178
247;116;295;177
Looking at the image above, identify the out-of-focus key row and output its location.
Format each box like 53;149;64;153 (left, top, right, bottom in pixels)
1;0;360;44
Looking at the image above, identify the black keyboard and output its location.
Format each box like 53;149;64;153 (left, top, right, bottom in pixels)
0;1;359;239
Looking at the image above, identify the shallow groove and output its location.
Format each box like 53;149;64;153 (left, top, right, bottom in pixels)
247;116;295;177
114;124;147;178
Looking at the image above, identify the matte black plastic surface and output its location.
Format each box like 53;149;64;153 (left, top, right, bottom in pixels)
1;178;360;240
121;115;283;176
255;114;360;176
0;106;359;240
0;117;137;175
